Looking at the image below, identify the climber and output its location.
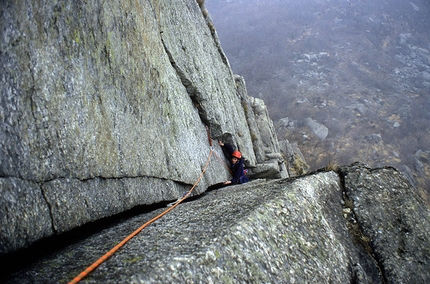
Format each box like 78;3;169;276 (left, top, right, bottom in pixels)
218;140;249;185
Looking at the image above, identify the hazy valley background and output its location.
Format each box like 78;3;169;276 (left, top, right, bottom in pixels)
206;0;430;202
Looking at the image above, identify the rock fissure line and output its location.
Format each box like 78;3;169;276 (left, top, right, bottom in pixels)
5;172;190;186
39;185;57;234
75;174;193;185
36;172;193;236
337;170;388;284
147;0;157;22
159;35;212;129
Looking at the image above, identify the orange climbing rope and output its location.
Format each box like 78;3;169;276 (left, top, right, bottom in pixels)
213;150;232;174
68;149;214;284
206;125;213;147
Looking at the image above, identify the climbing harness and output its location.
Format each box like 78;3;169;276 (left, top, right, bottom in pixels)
68;126;224;284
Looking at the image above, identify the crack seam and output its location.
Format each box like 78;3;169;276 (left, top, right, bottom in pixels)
338;170;388;284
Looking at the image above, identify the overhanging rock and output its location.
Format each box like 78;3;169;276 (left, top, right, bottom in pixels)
0;0;288;254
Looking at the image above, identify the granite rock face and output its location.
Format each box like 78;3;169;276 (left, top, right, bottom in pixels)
2;3;428;282
0;0;286;254
340;163;430;284
3;164;429;283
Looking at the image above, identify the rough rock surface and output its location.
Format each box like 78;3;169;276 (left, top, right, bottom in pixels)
278;139;310;177
0;0;286;254
2;2;429;282
340;163;430;284
2;163;429;283
304;117;328;141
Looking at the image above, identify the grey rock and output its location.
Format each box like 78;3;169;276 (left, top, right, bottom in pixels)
250;97;280;154
340;163;430;284
395;105;412;119
415;149;430;163
414;157;425;176
279;140;310;177
398;33;412;45
365;134;383;144
2;6;429;284
0;178;53;254
0;0;286;253
265;152;283;160
305;117;329;141
277;117;290;129
41;177;187;233
344;103;367;115
352;263;371;284
400;165;417;188
234;75;265;164
247;162;284;179
5;164;429;283
246;96;288;178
